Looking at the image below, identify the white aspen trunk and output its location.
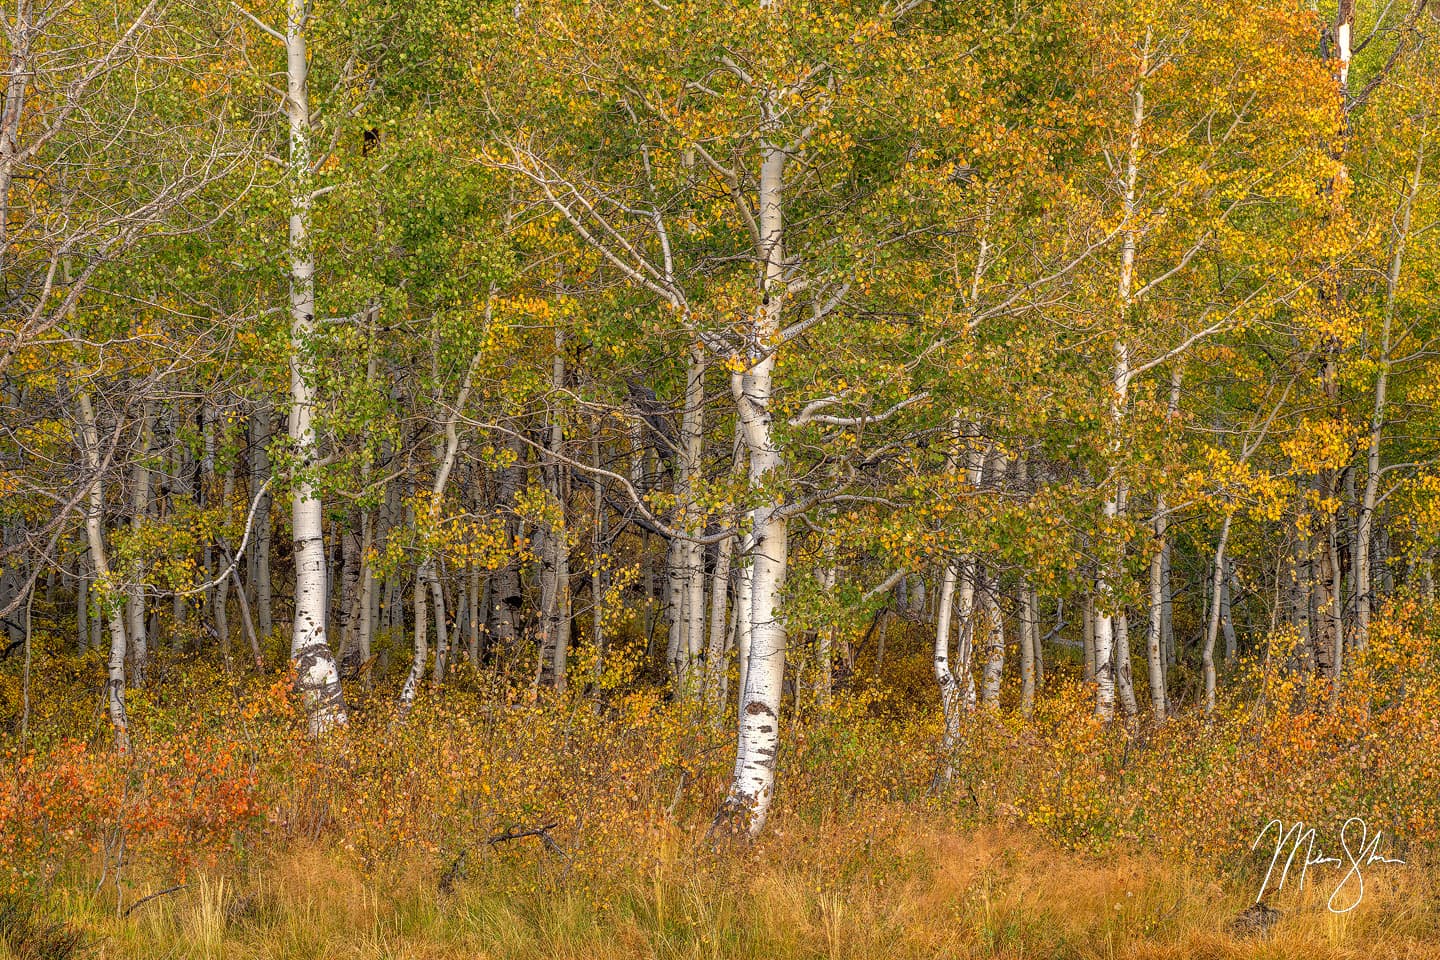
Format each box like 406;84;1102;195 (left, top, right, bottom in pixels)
665;537;685;680
1018;583;1036;717
1093;28;1149;722
286;0;345;734
249;405;274;638
0;0;31;270
1146;511;1168;718
1029;588;1043;693
980;577;1005;708
338;526;360;661
229;563;263;670
537;326;570;690
76;392;129;752
1147;369;1179;718
956;558;978;711
1357;132;1423;648
202;405;216;623
1082;592;1096;681
1092;591;1116;720
1220;558;1236;663
1335;0;1354;91
406;314;486;702
1115;610;1138;717
491;442;523;652
955;434;986;712
980;452;1008;708
399;572;428;716
127;402;152;686
706;530;735;710
733;531;754;705
428;564;449;683
357;510;374;672
933;414;968;739
681;347;706;694
717;141;788;840
1202;513;1232;714
932;559;961;785
589;424;606;677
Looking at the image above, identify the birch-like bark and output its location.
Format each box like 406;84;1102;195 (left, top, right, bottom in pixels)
399;572;428;715
1146;369;1180;718
1357;128;1424;648
428;565;450;683
1018;583;1036;717
717;141;789;840
1083;591;1096;682
933;559;962;784
732;530;754;706
1202;513;1232;713
590;426;607;677
1028;588;1043;694
1015;458;1035;716
1220;558;1236;663
980;576;1005;708
1115;610;1138;717
76;392;129;752
681;347;706;693
286;0;345;734
537;326;570;689
933;424;967;744
249;405;274;638
127;402;152;686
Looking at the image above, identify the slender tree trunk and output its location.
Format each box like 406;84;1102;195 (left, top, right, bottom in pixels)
717;140;790;840
933;555;962;784
707;529;735;710
400;572;428;716
286;0;345;734
215;471;235;668
249;404;274;639
1147;369;1179;717
428;563;449;683
1220;558;1236;664
680;347;707;695
1083;591;1096;682
589;426;606;678
1146;515;1168;719
1030;589;1044;694
1115;610;1138;717
1092;27;1149;722
76;392;129;752
537;325;570;690
1202;513;1233;713
980;575;1005;708
127;402;152;686
956;559;978;711
1357;130;1424;648
1018;582;1036;717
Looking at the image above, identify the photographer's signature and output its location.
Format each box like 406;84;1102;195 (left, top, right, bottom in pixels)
1253;818;1405;913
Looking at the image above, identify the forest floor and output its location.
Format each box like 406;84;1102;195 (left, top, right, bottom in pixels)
7;810;1438;959
8;615;1440;959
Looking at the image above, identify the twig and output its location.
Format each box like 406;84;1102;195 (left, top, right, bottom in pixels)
123;884;187;918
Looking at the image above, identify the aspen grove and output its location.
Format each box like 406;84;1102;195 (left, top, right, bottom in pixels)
6;0;1440;955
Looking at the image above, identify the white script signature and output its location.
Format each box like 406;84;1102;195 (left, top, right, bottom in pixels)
1252;817;1406;913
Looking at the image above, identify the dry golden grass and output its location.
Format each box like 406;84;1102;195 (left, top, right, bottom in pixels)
9;807;1433;960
